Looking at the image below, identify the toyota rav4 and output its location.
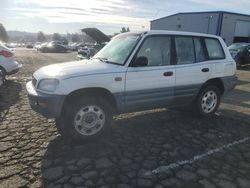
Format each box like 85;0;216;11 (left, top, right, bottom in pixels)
26;31;237;141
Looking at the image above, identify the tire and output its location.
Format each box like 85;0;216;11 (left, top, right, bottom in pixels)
0;70;4;87
236;60;242;69
56;96;112;142
195;85;221;117
0;68;6;84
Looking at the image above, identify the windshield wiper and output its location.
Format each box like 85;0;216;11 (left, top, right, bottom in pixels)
93;57;108;62
93;57;120;65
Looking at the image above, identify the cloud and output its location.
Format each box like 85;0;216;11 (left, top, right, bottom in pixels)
6;0;151;32
1;0;250;34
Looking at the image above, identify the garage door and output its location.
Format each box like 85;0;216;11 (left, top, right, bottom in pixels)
235;20;250;37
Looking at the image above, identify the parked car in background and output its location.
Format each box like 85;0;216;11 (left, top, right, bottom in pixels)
26;43;34;48
69;43;78;51
76;42;86;49
27;31;236;141
34;42;42;50
0;43;22;83
77;47;90;58
228;43;250;67
39;42;68;53
77;46;98;60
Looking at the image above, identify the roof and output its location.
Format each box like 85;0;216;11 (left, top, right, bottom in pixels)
151;11;250;22
146;30;221;38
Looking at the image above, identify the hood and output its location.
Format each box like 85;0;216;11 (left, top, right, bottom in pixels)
33;59;122;80
81;28;110;44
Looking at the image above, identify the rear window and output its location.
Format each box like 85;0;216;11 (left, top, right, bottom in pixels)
205;38;225;60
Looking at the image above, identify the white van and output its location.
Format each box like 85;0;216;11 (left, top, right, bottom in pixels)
26;30;237;141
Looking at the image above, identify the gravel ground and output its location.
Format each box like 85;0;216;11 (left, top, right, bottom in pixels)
0;48;250;188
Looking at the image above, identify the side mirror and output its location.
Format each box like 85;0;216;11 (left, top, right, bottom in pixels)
132;56;148;67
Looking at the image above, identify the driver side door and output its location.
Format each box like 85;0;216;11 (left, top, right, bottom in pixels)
124;35;175;112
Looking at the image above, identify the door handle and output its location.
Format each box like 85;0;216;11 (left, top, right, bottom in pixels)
163;71;173;77
201;68;209;72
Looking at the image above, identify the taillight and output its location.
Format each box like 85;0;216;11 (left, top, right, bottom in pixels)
0;50;13;58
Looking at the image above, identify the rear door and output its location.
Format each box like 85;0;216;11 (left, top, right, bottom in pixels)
174;36;211;104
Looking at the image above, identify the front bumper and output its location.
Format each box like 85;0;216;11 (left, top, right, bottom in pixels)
26;81;65;118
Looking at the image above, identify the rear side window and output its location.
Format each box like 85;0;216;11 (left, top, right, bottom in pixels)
205;38;225;60
175;37;195;64
194;38;207;62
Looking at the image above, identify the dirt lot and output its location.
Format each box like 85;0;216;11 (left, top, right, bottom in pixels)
0;48;250;188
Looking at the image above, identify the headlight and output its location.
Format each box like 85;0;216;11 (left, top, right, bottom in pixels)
37;79;59;92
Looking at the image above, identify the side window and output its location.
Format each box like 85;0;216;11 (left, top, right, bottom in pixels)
136;36;171;66
175;37;195;64
205;38;225;60
194;38;207;62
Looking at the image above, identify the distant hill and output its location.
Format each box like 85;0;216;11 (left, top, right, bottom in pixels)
6;29;110;43
7;31;37;42
7;31;37;37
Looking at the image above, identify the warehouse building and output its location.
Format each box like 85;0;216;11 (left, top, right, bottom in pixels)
151;11;250;45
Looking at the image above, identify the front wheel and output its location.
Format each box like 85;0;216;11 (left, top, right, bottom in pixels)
195;86;221;117
56;96;112;142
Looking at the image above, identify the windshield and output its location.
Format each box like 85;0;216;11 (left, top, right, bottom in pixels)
228;43;248;51
93;33;141;65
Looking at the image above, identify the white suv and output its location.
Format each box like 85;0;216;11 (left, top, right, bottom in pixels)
26;31;237;141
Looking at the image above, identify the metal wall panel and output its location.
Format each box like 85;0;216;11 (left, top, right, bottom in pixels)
235;20;250;37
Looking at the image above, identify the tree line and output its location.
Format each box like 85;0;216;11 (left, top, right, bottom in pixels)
0;23;131;44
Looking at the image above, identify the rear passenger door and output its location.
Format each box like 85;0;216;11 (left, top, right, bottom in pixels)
174;36;211;104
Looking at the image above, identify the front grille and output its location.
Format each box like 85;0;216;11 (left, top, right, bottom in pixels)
32;76;37;87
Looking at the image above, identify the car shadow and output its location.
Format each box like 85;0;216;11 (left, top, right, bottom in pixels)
41;109;250;187
238;65;250;71
222;88;250;109
0;80;22;122
236;79;250;86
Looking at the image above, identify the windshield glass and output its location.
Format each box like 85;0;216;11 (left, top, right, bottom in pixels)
228;43;248;51
93;33;141;65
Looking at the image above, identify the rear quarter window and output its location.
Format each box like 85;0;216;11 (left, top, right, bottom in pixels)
205;38;225;60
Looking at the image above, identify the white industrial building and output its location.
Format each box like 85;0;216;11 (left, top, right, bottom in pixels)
151;11;250;45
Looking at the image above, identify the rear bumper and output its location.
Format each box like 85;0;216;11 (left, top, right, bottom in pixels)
222;75;237;94
26;81;65;118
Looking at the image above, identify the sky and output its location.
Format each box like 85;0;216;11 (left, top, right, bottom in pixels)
0;0;250;35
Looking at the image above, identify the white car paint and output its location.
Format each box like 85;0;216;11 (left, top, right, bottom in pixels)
0;43;22;74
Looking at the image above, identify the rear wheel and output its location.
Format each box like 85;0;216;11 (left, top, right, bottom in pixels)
195;86;221;117
56;96;112;142
0;68;6;85
0;70;4;86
